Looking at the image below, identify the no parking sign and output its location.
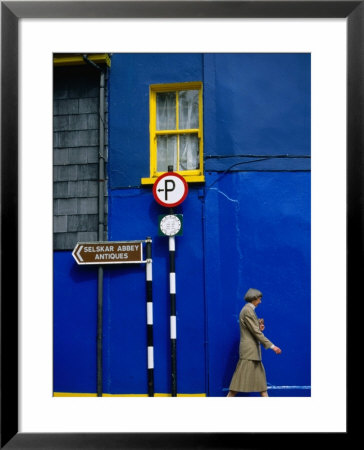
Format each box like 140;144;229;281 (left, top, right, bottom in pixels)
152;172;188;207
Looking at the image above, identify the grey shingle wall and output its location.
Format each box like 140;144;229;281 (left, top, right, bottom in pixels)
53;65;108;250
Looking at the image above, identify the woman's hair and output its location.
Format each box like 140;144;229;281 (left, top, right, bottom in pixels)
244;288;263;302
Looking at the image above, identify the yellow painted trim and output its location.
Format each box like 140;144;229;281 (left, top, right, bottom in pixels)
141;175;205;185
53;54;111;67
145;81;204;183
152;393;206;397
150;82;203;92
54;392;206;397
54;392;98;397
155;129;200;136
176;90;180;169
150;87;157;177
102;394;148;397
176;393;206;397
199;86;204;175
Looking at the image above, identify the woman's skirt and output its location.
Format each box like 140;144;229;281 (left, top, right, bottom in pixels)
229;359;267;392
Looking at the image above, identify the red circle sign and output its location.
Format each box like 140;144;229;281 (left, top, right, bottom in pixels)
153;172;188;207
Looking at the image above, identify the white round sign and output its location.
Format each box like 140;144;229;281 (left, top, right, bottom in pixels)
160;215;182;236
153;172;188;207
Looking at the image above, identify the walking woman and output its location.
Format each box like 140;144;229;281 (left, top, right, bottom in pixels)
227;288;282;397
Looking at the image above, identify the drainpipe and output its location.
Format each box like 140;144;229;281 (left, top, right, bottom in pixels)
83;55;106;397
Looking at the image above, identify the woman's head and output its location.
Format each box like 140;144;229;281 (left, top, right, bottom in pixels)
244;288;263;303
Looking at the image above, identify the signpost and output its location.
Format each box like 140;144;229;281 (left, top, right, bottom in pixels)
153;168;188;397
72;239;154;397
72;241;143;265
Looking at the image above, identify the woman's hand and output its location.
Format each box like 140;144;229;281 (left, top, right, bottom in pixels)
258;318;265;331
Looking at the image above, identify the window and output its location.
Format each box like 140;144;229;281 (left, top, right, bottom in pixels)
141;82;204;184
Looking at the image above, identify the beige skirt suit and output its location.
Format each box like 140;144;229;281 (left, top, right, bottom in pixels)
229;303;273;392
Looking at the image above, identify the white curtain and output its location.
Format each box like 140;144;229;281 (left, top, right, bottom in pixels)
179;90;199;170
179;134;199;170
156;90;199;171
157;135;177;172
179;90;199;129
156;92;176;130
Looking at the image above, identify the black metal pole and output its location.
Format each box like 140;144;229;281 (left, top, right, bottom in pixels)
96;66;106;398
145;237;154;396
166;166;177;396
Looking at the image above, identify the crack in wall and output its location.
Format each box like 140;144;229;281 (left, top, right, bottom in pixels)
209;187;244;299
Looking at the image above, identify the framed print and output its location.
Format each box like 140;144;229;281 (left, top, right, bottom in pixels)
1;1;355;448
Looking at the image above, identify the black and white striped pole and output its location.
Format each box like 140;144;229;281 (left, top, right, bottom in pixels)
169;234;177;397
145;237;154;397
153;167;188;398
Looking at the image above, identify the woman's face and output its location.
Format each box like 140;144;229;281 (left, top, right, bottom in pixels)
252;297;262;307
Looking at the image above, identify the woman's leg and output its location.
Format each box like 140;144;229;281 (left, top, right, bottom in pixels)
260;390;268;397
227;390;238;397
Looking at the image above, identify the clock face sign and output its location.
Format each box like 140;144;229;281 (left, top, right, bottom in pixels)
153;172;188;207
159;214;183;236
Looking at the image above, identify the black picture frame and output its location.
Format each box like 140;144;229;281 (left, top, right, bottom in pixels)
1;1;354;448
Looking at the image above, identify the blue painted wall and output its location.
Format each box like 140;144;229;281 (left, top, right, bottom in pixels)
54;52;311;396
204;171;311;396
108;53;310;187
205;53;310;158
53;252;98;393
108;53;203;188
104;188;206;394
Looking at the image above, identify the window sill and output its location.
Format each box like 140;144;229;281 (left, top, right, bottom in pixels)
141;175;205;185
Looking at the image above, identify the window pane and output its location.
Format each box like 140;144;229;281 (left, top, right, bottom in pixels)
156;92;176;130
179;90;199;130
157;135;177;172
179;134;199;170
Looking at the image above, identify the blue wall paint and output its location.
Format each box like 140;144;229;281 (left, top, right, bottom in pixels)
108;53;310;187
54;168;311;396
53;252;97;393
108;53;203;188
54;190;206;395
105;187;206;394
204;171;311;396
54;53;311;396
209;53;311;157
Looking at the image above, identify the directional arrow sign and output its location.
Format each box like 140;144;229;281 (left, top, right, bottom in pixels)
153;172;188;207
72;241;143;265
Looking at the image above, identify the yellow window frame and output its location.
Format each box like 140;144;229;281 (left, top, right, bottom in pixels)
141;82;204;185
